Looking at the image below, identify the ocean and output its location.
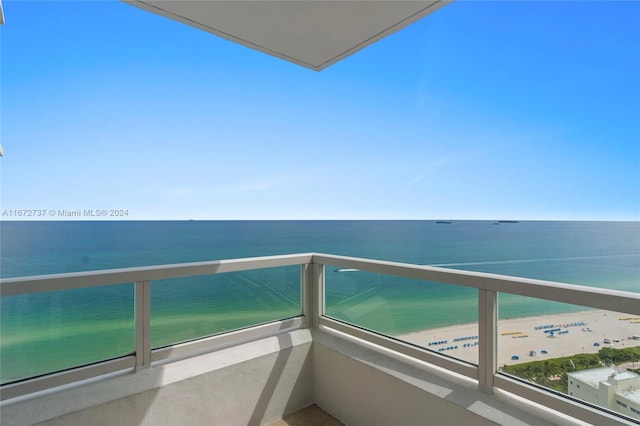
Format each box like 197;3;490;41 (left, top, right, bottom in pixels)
1;220;639;383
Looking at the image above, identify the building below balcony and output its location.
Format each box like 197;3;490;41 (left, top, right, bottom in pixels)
568;367;640;420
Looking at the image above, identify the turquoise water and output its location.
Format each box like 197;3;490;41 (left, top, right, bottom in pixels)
1;220;639;383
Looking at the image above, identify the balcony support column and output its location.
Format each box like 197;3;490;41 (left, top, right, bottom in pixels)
478;288;497;394
302;262;324;328
135;280;151;368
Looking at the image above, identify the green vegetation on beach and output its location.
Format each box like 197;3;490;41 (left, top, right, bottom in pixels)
501;346;640;393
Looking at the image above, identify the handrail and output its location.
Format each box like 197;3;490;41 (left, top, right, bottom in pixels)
312;253;640;315
3;252;638;314
0;253;315;296
1;252;639;424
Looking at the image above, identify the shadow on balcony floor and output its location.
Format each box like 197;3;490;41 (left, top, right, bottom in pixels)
266;404;344;426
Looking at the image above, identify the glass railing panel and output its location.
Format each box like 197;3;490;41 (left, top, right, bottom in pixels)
150;266;301;348
0;284;134;384
497;295;640;421
325;266;479;364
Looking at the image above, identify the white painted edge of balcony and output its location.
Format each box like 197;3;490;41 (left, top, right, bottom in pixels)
0;328;313;425
312;325;588;426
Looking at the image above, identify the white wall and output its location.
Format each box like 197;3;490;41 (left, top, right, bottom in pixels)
312;329;574;426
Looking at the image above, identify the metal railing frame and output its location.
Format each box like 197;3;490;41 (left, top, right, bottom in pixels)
1;253;639;424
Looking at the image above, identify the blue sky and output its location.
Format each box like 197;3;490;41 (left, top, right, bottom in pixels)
1;1;639;220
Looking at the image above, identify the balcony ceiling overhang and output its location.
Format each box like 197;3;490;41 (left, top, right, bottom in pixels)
123;1;449;71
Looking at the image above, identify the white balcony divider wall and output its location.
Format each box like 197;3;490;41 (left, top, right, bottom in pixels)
1;253;639;425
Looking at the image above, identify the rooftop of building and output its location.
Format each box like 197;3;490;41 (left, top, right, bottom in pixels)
618;387;640;403
569;367;640;388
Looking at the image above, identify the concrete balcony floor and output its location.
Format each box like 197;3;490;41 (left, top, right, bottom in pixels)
267;404;343;426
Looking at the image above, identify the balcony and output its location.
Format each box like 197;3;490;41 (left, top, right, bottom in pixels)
1;253;639;425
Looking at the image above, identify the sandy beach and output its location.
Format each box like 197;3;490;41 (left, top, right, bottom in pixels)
397;310;640;367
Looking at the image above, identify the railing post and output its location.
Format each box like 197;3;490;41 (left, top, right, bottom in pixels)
301;264;310;326
135;280;151;368
301;261;324;328
478;288;497;393
313;262;325;327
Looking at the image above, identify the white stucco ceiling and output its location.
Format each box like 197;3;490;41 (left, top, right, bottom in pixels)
124;1;449;71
